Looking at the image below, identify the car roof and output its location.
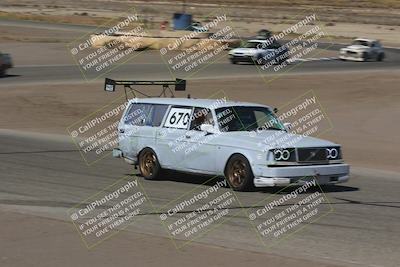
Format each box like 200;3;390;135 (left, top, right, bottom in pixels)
248;39;269;43
130;98;270;109
355;38;376;42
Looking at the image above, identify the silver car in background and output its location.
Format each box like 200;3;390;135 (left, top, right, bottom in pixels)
339;38;385;61
228;39;289;65
113;98;350;191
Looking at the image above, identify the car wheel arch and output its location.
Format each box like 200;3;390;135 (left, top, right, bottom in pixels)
223;152;256;191
137;146;162;166
223;152;254;175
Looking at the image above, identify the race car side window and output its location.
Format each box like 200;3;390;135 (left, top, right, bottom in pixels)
190;107;214;131
151;104;169;127
124;103;152;126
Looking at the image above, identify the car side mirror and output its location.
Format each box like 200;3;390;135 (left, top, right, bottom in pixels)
200;124;217;134
283;122;292;130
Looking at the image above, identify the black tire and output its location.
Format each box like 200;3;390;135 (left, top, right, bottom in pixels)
362;52;369;61
138;148;162;180
276;56;287;65
377;52;384;61
224;154;254;191
0;69;5;77
255;54;264;65
230;58;238;64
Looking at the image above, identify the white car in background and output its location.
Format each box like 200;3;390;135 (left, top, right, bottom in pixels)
113;98;350;191
228;39;289;65
339;38;385;61
189;21;208;32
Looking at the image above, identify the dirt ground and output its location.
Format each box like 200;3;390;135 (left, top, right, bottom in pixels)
1;1;400;46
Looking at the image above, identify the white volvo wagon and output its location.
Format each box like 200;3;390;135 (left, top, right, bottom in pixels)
113;98;349;191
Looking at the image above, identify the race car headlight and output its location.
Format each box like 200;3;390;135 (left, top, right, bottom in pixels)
273;149;293;161
326;147;341;160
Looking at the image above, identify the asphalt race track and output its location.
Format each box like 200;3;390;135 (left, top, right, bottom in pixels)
2;47;400;85
0;131;399;266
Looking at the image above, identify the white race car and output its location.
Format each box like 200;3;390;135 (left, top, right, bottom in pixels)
228;39;289;65
339;38;385;62
113;97;349;191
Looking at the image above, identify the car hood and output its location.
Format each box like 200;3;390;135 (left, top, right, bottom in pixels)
342;45;369;51
229;47;266;56
216;130;337;151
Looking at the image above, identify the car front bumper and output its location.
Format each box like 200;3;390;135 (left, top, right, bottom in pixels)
339;53;365;61
253;163;350;187
230;55;255;62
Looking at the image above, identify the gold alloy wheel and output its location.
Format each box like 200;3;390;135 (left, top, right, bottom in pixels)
227;159;247;187
140;151;156;177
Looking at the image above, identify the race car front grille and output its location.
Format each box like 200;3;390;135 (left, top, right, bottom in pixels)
269;147;342;164
297;148;328;162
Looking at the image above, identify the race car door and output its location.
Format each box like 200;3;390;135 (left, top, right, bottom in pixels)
156;105;193;170
183;107;217;173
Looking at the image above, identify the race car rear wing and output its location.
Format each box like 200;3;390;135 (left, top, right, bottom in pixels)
104;78;186;100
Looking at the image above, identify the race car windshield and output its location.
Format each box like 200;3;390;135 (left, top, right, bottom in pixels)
244;42;264;48
244;42;280;49
216;106;285;132
352;40;370;46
